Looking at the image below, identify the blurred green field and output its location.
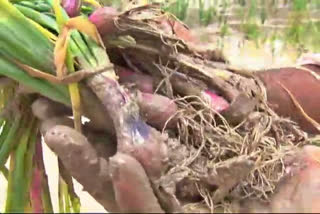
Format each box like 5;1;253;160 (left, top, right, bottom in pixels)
102;0;320;53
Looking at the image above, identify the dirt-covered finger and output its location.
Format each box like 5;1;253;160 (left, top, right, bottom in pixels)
31;97;72;120
109;152;164;213
44;125;119;212
39;116;74;135
270;145;320;213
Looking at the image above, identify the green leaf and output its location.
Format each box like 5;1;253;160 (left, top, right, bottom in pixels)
0;114;21;168
14;4;58;31
15;0;52;12
0;57;70;105
0;0;55;73
0;166;9;179
293;0;307;11
0;121;12;149
5;116;35;212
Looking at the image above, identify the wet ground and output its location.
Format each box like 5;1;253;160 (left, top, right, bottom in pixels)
191;25;300;70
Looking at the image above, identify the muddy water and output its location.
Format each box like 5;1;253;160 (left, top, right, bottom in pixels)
191;25;300;70
222;38;299;70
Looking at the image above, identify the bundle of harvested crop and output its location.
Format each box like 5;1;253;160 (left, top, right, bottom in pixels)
0;1;319;213
90;4;308;209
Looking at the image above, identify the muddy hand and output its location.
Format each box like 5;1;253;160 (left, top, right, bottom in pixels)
239;145;320;213
43;126;164;213
270;145;320;213
32;99;164;213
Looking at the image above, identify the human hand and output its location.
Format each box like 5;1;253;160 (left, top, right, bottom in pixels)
239;145;320;213
31;96;169;213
